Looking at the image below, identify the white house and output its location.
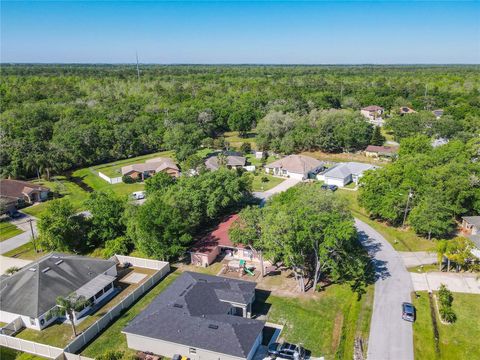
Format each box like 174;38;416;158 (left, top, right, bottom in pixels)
318;162;378;187
123;272;264;360
0;253;117;330
360;105;384;126
265;155;325;180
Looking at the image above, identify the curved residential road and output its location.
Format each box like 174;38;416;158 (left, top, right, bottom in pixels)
355;218;414;360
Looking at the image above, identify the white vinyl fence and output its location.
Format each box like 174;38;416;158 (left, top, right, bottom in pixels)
98;171;122;184
114;255;169;270
0;334;64;359
64;260;170;354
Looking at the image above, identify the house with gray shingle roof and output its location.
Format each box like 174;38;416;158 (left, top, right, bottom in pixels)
265;155;325;180
0;253;117;330
204;151;247;171
122;272;264;360
318;162;378;187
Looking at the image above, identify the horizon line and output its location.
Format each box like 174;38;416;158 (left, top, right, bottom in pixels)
2;62;480;66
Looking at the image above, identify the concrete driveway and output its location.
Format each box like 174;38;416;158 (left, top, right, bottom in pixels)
253;177;301;200
411;272;480;294
0;255;32;274
355;218;414;360
399;251;437;268
0;213;37;255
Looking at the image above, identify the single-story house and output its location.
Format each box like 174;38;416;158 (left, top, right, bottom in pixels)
318;162;378;187
0;253;117;330
190;215;260;267
123;271;264;360
265;155;325;180
432;109;444;119
364;145;398;159
461;216;480;258
121;157;180;180
0;180;50;213
399;107;416;115
205;152;247;171
361;105;384;126
432;138;449;148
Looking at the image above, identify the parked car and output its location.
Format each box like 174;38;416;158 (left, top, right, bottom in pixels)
7;210;22;219
402;302;415;322
321;184;338;192
268;342;306;360
132;191;146;200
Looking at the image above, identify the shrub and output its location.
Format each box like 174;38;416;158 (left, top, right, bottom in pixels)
96;350;125;360
240;142;252;154
439;305;457;323
5;266;20;275
438;284;454;307
103;236;132;258
122;175;135;184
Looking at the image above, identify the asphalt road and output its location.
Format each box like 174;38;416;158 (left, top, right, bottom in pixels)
355;218;414;360
0;213;37;255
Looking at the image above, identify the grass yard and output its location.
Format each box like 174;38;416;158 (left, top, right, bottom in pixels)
224;131;258;149
251;173;285;191
0;222;23;242
407;264;439;273
337;189;435;252
245;153;278;167
0;347;46;360
93;151;175;178
256;284;374;360
22;176;89;217
301;150;388;165
412;291;480;360
2;242;45;261
81;270;180;358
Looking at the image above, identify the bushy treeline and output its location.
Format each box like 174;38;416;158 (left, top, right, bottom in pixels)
359;136;480;239
256;109;374;153
37;169;253;260
1;64;479;178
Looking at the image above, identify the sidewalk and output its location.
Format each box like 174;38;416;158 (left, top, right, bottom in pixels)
399;251;437;268
411;271;480;294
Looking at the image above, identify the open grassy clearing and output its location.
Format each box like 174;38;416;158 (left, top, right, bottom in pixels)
251;173;285;191
224;131;258;149
301;150;388;165
338;189;435;252
257;284;374;359
412;291;480;360
93;151;175;178
0;222;23;242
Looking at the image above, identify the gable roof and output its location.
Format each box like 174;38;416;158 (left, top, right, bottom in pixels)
265;155;323;175
121;157;179;175
323;162;378;179
0;253;116;318
204;153;246;171
0;180;49;200
191;215;245;254
123;272;263;358
463;216;480;228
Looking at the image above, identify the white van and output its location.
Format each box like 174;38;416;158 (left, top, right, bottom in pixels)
132;191;146;200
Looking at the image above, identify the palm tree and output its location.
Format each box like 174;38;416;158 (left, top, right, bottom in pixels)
55;295;90;337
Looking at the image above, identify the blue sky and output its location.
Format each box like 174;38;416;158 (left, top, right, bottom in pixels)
1;1;479;64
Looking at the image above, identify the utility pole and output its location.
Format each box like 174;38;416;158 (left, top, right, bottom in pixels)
402;189;413;228
27;218;37;252
135;52;140;81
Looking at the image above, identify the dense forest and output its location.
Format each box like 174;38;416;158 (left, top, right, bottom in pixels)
1;64;479;179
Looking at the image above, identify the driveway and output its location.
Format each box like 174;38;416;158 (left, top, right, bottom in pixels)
253;178;301;201
411;271;480;294
355;218;414;360
0;213;37;255
399;251;437;268
0;255;32;274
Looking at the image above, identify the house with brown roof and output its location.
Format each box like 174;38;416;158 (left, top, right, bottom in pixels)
399;107;416;115
265;155;325;180
361;105;384;126
121;157;180;181
365;145;398;159
0;179;50;213
190;215;261;267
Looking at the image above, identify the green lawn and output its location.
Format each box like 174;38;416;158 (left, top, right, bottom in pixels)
224;131;258;149
412;291;480;360
257;284;374;359
0;347;46;360
0;222;23;242
251;173;285;191
81;271;180;358
337;190;436;252
93;151;175;178
2;242;45;261
245;153;278;167
407;264;439;273
22;176;89;217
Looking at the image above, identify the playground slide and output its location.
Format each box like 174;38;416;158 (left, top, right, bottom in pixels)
244;267;255;276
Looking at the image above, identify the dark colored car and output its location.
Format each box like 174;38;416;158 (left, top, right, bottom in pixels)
402;302;416;322
321;184;338;192
268;342;306;360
